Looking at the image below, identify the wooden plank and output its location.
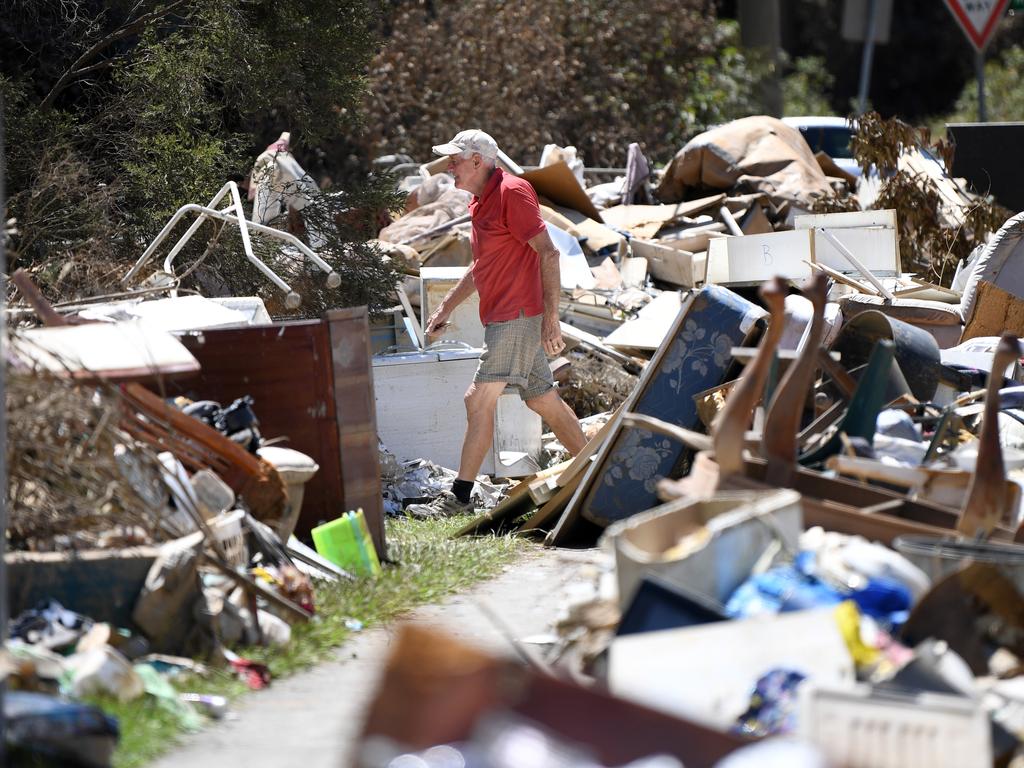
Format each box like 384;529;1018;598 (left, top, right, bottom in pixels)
556;408;621;487
328;307;386;557
604;291;685;351
453;482;536;537
518;470;585;533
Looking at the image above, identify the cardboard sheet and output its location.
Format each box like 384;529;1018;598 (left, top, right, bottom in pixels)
520;161;604;222
604;291;684;351
601;194;726;240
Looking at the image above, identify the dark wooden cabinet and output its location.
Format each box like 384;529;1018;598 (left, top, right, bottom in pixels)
173;308;385;556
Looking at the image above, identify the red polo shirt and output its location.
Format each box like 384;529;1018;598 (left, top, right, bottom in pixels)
469;168;547;324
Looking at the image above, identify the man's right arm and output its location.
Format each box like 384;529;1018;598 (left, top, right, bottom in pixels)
425;263;477;335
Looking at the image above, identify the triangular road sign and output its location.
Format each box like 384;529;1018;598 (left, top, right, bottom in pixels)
944;0;1010;51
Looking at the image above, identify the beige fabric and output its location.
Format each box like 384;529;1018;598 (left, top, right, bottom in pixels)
654;116;833;208
839;294;964;327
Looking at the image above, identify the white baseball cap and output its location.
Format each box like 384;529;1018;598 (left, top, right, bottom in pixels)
432;129;499;160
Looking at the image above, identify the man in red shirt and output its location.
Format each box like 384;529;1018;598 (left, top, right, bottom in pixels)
408;129;587;518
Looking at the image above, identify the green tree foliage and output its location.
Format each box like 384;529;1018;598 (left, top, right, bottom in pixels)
813;112;1009;284
942;45;1024;126
1;0;401;314
362;0;762;167
781;55;835;117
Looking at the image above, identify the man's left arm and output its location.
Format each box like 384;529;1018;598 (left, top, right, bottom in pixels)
527;230;564;357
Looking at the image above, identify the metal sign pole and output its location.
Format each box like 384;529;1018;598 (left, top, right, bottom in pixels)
975;49;988;122
856;0;880;114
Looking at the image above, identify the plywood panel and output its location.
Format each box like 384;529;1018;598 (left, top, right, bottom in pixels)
328;306;386;556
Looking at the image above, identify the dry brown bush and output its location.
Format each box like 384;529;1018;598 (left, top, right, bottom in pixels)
363;0;730;167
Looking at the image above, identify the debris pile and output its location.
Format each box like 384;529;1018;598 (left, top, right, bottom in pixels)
351;116;1024;766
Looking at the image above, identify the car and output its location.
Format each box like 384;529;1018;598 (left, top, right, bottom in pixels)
781;116;860;178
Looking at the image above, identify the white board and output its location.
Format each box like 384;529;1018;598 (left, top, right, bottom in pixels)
705;229;815;285
795;208;901;277
420;267;485;347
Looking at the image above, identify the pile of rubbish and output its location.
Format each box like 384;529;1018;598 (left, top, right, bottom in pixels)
349;116;1024;766
4;111;1024;766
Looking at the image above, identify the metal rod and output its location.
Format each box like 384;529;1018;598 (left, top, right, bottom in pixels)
857;0;879;115
976;49;988;123
817;226;896;301
124;181;344;305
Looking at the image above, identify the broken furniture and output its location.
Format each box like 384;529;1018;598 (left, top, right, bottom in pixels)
548;284;766;545
121;180;340;309
172;308;386;556
358;623;748;768
839;209;1024;349
651;277;1018;546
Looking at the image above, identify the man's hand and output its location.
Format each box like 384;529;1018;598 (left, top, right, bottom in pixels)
425;305;452;337
542;312;564;357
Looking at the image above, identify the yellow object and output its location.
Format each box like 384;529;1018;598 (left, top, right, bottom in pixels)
833;600;880;668
311;508;381;578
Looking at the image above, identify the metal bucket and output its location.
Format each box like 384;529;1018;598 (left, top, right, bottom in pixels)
893;534;1024;594
831;310;941;401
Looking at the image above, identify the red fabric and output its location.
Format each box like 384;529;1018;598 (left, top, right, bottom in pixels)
469;168;548;324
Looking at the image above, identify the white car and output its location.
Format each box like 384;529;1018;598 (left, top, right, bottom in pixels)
782;116;860;178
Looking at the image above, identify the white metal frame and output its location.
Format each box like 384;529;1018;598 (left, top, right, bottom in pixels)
122;181;340;308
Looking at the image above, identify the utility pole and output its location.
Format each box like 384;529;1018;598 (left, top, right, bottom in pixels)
975;50;988;122
738;0;783;117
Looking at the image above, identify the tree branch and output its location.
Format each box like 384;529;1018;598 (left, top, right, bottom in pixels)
40;0;191;110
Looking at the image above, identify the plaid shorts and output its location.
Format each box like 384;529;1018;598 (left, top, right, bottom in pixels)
474;312;555;400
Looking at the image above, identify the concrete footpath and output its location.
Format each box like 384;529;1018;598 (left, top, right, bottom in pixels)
150;546;596;768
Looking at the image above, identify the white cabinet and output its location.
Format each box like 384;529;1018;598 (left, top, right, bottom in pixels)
372;348;542;477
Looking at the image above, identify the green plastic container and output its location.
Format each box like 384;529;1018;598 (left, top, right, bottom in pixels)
311;509;381;577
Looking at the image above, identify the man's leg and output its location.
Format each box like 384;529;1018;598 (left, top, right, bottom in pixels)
405;378;506;519
524;388;587;456
457;380;507;480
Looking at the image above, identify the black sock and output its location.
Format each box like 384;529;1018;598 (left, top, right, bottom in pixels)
451;478;474;504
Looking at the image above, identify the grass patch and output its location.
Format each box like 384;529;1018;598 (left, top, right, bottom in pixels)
96;517;525;768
